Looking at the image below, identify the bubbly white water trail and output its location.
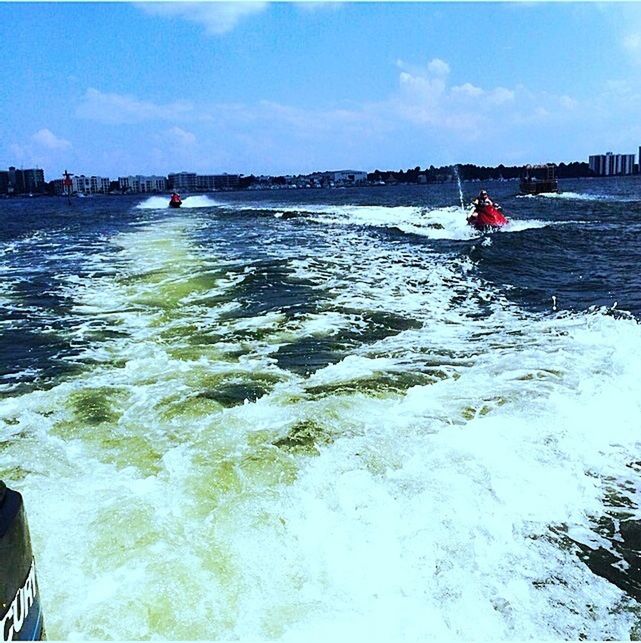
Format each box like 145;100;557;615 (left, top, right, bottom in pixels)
216;198;564;241
181;195;222;208
304;204;476;239
517;191;610;202
136;195;221;209
1;210;640;639
135;195;172;209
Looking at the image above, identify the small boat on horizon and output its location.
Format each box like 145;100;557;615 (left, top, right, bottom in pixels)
520;163;559;195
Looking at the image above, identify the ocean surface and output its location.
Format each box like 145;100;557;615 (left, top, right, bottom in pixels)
1;177;641;639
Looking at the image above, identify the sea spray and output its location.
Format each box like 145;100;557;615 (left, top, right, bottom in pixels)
453;165;466;211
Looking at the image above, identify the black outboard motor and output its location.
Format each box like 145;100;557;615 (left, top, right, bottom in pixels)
0;481;45;641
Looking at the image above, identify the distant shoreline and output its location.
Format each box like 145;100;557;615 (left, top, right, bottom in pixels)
3;172;640;200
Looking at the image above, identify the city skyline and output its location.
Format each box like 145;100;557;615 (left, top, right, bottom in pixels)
3;2;641;177
3;143;640;196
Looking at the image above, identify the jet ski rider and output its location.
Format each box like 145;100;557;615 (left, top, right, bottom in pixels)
469;189;502;221
473;189;496;209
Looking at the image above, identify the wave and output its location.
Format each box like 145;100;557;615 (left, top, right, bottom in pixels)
504;218;551;232
2;203;639;639
136;195;222;210
224;201;557;240
518;191;611;202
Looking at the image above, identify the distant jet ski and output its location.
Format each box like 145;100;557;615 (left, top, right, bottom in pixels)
169;193;182;208
467;204;508;231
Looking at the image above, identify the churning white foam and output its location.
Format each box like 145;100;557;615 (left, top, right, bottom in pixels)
518;191;607;202
135;195;171;210
220;200;557;240
1;210;640;639
309;204;477;240
181;195;222;208
136;195;221;210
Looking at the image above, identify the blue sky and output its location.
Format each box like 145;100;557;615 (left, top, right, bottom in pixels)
3;1;641;178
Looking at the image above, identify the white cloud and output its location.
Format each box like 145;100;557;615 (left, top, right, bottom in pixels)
77;88;193;124
399;72;447;101
166;126;197;146
31;128;72;150
451;83;484;98
6;131;73;172
395;61;489;133
135;2;267;35
64;56;590;175
427;58;450;77
234;100;385;140
392;58;566;138
487;87;515;105
450;84;513;105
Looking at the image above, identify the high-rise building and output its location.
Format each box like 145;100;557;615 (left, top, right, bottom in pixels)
168;172;197;192
20;168;46;193
196;174;241;191
621;154;635;174
213;174;240;190
588;152;635;176
0;167;46;194
589;155;604;175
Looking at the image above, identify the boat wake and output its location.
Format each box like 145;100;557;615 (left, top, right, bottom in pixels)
2;203;641;640
136;195;221;210
518;191;609;202
219;201;558;241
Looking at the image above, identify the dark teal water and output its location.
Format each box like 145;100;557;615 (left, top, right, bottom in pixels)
3;179;640;394
1;179;640;639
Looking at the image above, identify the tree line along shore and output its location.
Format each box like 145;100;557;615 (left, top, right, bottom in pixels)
0;160;605;196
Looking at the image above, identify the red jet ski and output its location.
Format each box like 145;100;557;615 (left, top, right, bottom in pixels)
467;204;508;231
169;193;182;208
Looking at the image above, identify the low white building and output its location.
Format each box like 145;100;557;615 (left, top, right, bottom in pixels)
309;170;368;186
119;175;167;193
140;176;167;192
331;170;368;184
73;175;110;194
